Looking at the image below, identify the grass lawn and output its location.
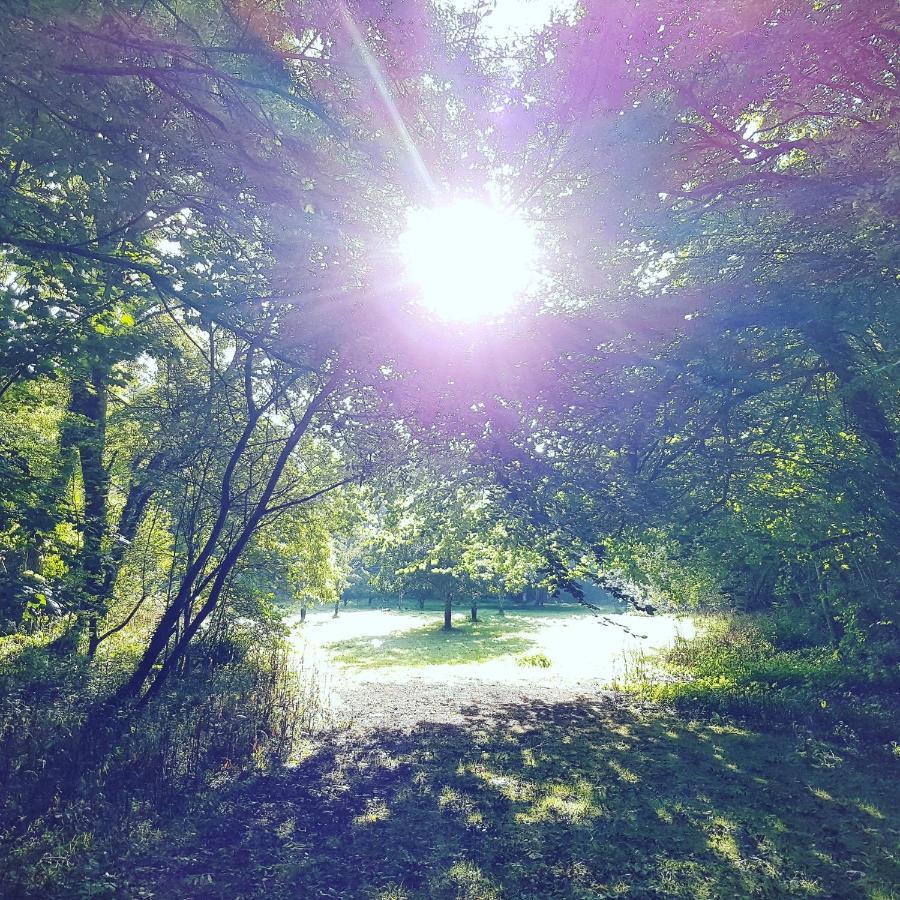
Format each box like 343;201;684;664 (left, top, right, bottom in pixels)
325;612;542;668
302;602;694;682
120;697;900;899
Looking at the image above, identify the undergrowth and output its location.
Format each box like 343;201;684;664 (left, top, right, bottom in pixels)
0;622;322;898
620;614;900;745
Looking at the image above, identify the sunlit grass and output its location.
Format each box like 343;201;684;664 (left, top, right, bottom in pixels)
325;612;540;669
515;778;599;824
309;600;677;681
352;798;391;826
441;860;502;900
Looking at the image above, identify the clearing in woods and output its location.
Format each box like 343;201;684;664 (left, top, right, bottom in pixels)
118;605;900;899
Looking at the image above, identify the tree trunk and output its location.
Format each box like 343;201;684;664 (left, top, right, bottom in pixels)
73;368;109;656
471;599;477;623
178;603;191;675
117;403;264;698
87;617;100;657
119;364;341;704
814;568;844;650
443;591;452;630
89;461;160;655
98;455;164;600
819;592;842;649
300;604;307;623
497;594;505;616
804;322;898;463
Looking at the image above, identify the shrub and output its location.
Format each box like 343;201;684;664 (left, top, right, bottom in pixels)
625;615;900;741
517;652;552;668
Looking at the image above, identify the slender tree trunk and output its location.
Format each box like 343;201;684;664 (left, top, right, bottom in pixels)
814;567;843;650
121;365;341;704
819;592;841;649
117;408;263;697
177;602;191;675
97;454;164;600
471;598;477;623
443;590;452;630
300;604;307;623
333;595;339;618
73;368;109;657
22;540;42;605
497;594;505;616
88;464;159;655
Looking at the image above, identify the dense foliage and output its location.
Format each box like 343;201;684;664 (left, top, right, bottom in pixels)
3;0;897;681
0;0;897;894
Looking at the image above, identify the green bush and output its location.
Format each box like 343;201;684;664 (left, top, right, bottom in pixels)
627;615;900;741
517;651;552;668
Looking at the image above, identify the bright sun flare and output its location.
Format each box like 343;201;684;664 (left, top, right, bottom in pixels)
399;199;537;323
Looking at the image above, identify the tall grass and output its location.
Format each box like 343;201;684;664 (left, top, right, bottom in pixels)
617;614;900;743
0;622;324;896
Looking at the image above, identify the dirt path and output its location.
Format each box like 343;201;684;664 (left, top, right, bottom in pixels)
329;671;617;733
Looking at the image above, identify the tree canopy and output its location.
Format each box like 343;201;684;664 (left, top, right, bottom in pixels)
0;0;897;693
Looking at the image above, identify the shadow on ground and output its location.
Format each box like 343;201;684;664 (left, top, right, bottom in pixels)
325;616;540;669
123;698;900;899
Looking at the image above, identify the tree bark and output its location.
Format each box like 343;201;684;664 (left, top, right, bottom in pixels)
443;590;452;630
471;599;477;623
88;455;162;655
71;368;109;656
99;454;164;598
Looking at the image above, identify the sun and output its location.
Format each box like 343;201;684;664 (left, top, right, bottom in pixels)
399;199;537;323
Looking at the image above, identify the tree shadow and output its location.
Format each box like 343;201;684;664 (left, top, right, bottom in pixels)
325;616;540;669
122;698;900;898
